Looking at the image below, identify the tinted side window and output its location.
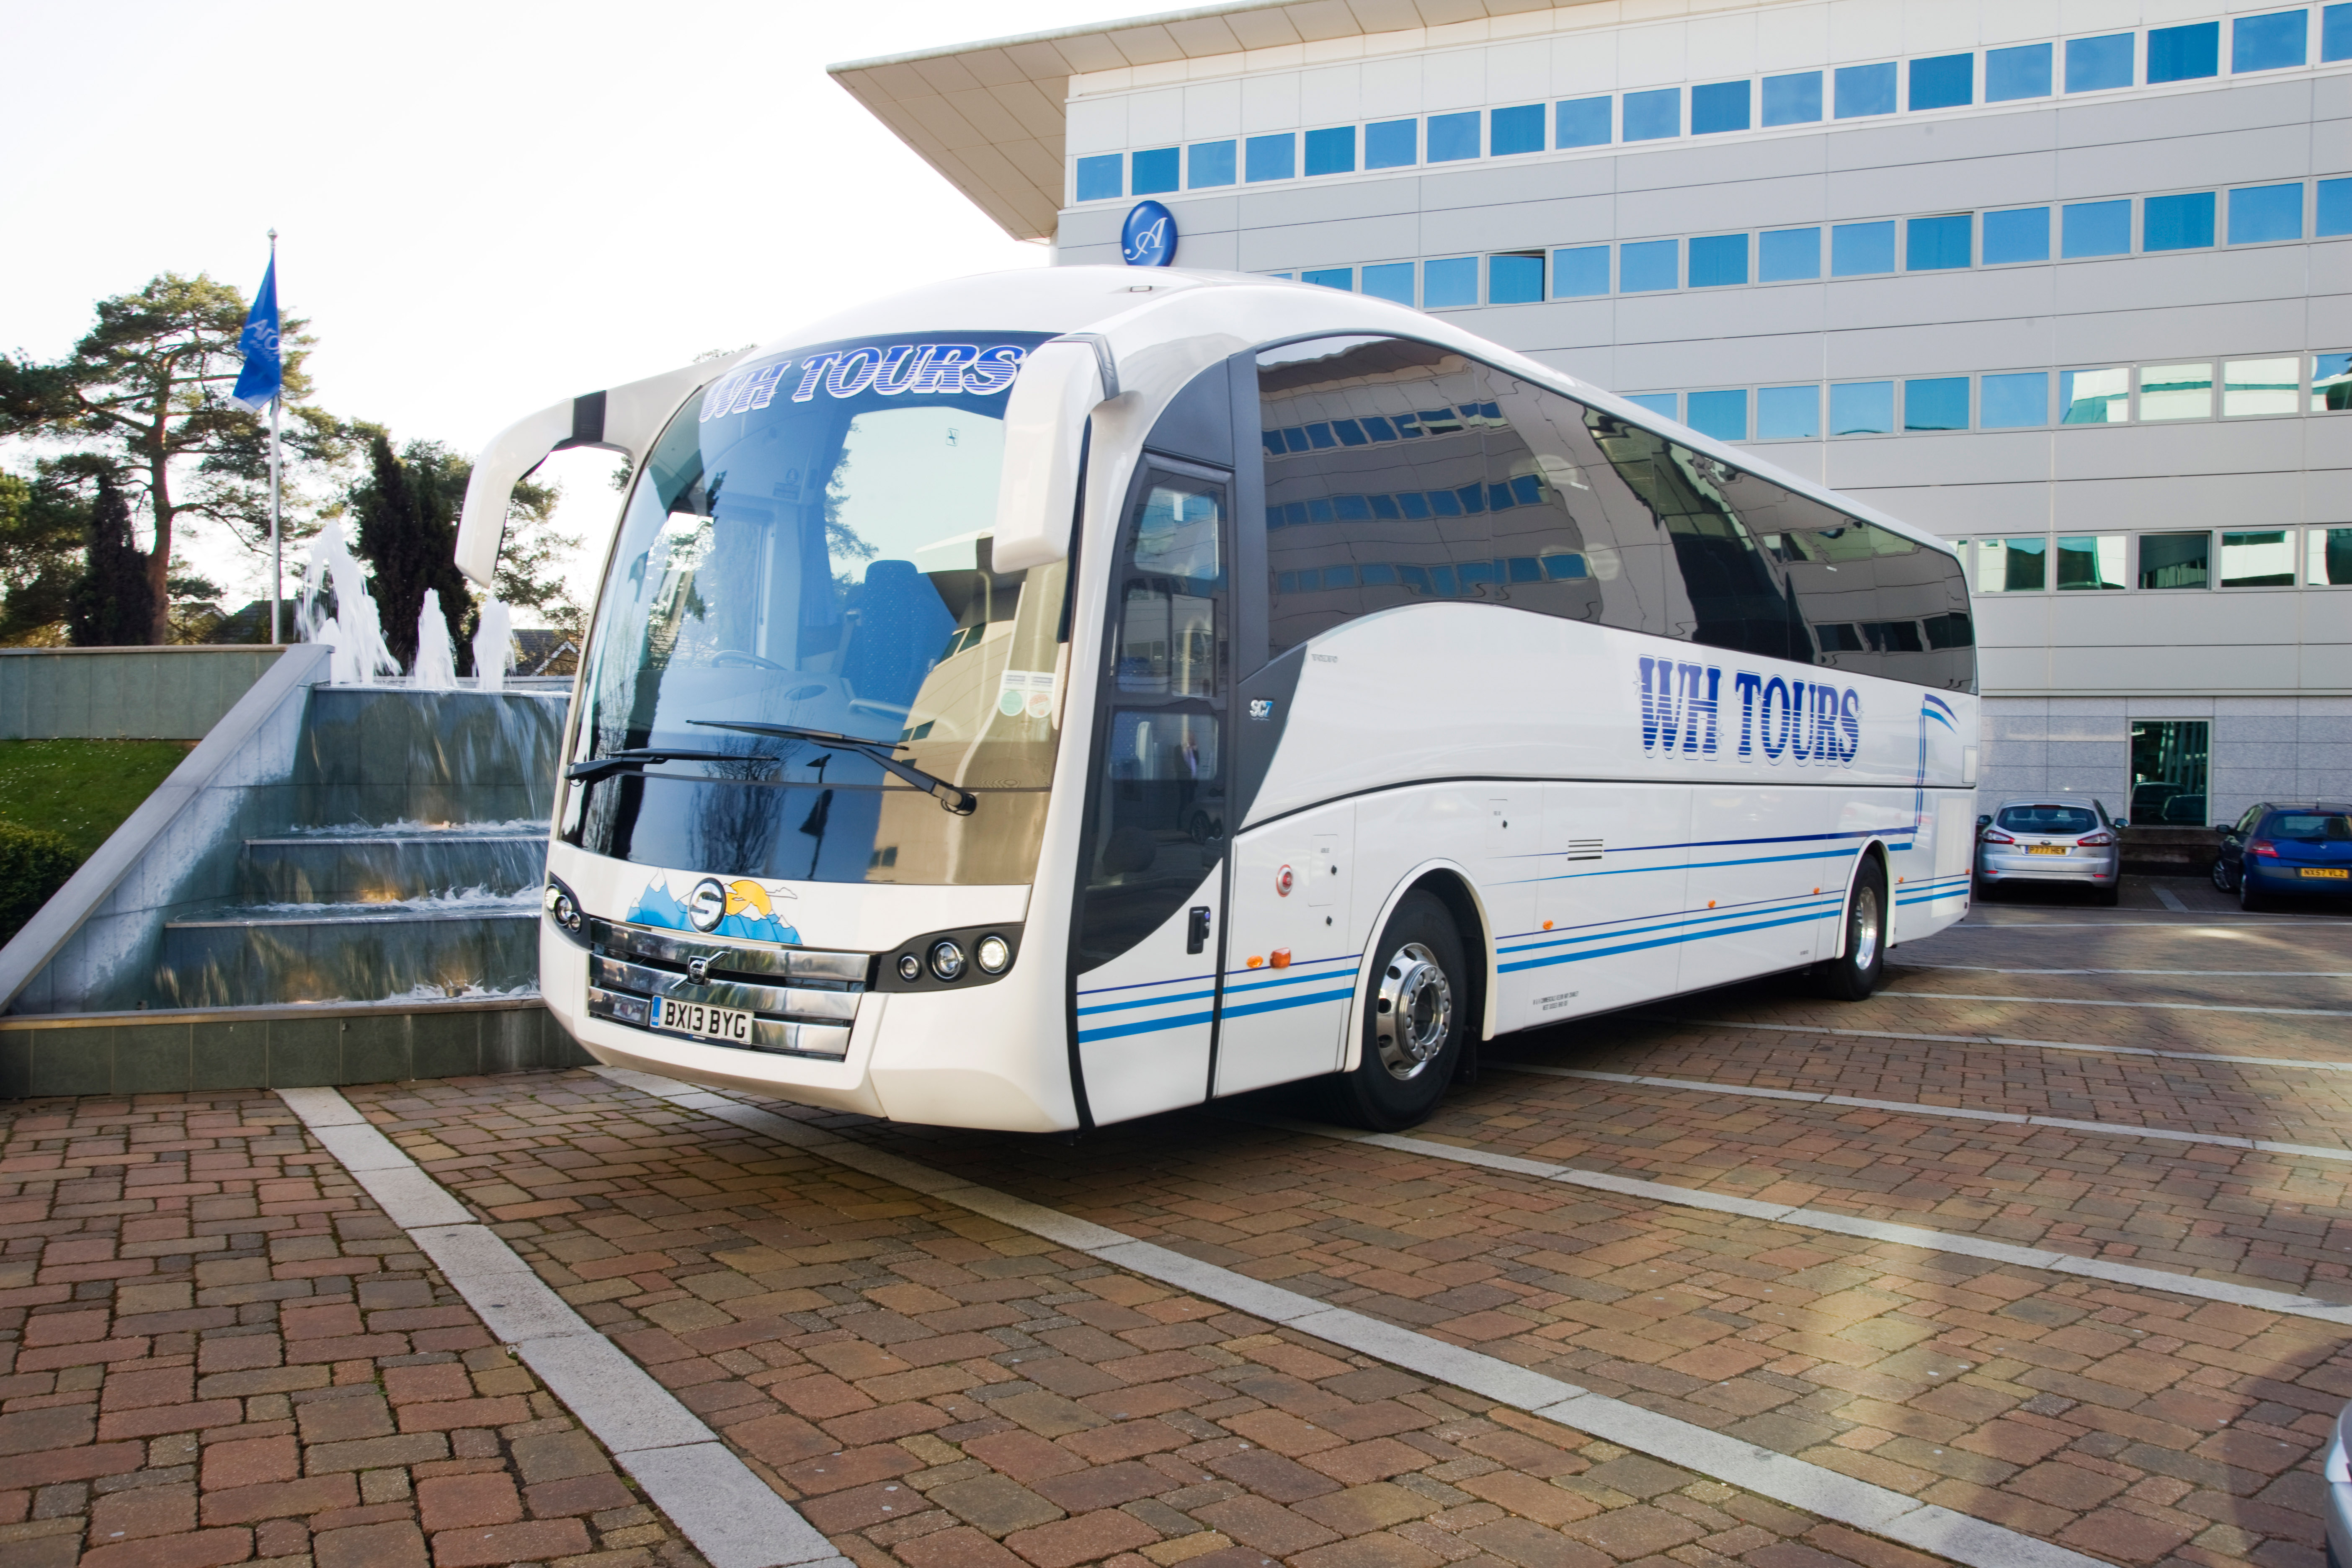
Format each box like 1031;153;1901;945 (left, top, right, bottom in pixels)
1258;338;1620;660
1735;483;1974;692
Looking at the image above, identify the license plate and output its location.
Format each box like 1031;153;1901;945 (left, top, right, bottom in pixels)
2026;845;2067;855
653;995;755;1044
2302;867;2349;879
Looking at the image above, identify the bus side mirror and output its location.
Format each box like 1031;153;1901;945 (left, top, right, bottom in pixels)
991;336;1117;574
455;351;753;588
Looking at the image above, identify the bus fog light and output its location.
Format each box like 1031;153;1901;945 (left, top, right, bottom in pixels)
928;941;966;981
976;935;1010;974
897;954;922;982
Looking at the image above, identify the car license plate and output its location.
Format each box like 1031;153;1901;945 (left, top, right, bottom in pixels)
653;995;756;1044
2027;845;2067;855
2301;868;2349;879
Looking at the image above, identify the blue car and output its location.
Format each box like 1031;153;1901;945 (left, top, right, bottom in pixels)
2212;802;2352;910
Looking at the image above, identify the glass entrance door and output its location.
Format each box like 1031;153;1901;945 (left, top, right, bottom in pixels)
1070;465;1233;1124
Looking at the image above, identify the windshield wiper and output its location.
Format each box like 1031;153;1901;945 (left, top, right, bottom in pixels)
689;720;977;815
564;748;764;784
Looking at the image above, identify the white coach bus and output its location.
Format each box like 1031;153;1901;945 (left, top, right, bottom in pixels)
457;266;1976;1135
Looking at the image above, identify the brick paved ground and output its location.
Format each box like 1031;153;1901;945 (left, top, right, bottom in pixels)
0;1092;706;1568
10;897;2352;1568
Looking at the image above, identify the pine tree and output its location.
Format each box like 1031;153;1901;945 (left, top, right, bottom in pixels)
351;434;471;670
66;472;156;647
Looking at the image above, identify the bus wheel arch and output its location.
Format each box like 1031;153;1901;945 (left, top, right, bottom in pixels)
1326;872;1484;1131
1813;845;1890;1001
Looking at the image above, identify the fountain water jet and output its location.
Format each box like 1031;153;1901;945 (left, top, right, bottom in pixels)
296;518;400;686
472;597;513;693
412;590;459;691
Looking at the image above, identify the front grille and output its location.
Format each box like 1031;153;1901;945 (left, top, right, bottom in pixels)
583;918;868;1060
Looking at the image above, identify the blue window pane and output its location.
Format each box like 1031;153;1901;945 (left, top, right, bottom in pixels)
1364;261;1411;301
1831;221;1896;276
1759;227;1821;281
1361;263;1415;304
1489;254;1544;303
1834;62;1897;118
2062;200;2132;257
2322;177;2352;235
1909;53;1974;110
1075;155;1122;201
2233;9;2307;71
1686;390;1747;441
1188;140;1235;188
1986;42;2052;101
1491;103;1544;155
1762;71;1823;125
2149;21;2220;81
1830;381;1894;435
1428;111;1480;161
1689;233;1749;286
2145;191;2216;250
1423;256;1478;308
1303;126;1355;176
1981;372;2050;428
1245;134;1295;182
1302;267;1353;291
1905;377;1970;431
2329;2;2352;59
1624;87;1681;140
1131;147;1179;194
1691;80;1751;134
2231;183;2304;242
1553;246;1610;297
1620;239;1679;291
1756;385;1820;439
1907;214;1972;270
1365;119;1417;168
1626;393;1678;420
2067;33;2135;91
1983;207;2050;263
1555;96;1611;147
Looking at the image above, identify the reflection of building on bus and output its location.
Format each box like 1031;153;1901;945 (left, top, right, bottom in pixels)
460;267;1975;1138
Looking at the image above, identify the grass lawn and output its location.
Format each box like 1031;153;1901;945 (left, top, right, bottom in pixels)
0;738;195;859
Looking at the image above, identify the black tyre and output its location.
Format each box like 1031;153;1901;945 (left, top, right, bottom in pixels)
1814;858;1888;1001
2211;855;2235;893
1328;890;1468;1131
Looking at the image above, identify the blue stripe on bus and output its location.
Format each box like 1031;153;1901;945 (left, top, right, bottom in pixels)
1923;694;1956;716
1075;988;1215;1016
1222;985;1355;1021
1498;899;1842;965
1500;903;1841;973
1224;957;1360;994
1497;888;1836;953
1498;893;1843;957
1503;845;1865;889
1076;1008;1216;1044
1501;825;1917;863
1075;972;1213;998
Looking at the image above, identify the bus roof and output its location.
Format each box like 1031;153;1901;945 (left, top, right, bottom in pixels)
755;265;1960;563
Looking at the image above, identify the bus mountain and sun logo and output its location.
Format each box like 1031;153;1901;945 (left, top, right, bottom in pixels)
626;874;802;945
1640;656;1861;765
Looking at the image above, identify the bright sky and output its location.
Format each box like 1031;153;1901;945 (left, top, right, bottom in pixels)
0;0;1135;619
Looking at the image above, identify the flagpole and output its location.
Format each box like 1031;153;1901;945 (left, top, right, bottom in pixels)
267;229;282;645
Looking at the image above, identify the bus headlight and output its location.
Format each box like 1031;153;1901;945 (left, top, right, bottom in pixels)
928;941;966;982
542;876;590;948
976;935;1011;974
897;954;922;982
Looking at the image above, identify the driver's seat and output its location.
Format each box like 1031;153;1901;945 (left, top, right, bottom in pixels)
842;561;953;712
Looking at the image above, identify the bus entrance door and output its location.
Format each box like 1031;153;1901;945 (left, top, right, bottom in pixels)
1070;466;1233;1126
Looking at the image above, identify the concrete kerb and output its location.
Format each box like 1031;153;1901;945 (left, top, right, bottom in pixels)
273;1086;851;1568
585;1066;2111;1568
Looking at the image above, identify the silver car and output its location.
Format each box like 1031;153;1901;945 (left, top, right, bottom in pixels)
1974;796;2124;906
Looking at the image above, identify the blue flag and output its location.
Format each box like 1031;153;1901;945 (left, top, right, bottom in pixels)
227;256;280;413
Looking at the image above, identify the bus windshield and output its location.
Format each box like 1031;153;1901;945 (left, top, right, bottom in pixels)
564;332;1067;886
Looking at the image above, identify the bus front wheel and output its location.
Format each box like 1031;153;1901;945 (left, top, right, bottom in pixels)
1328;891;1468;1132
1813;859;1888;1001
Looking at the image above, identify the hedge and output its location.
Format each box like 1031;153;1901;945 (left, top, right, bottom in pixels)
0;821;81;946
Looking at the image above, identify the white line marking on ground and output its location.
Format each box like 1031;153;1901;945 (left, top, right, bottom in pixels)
1911;964;2352;976
2153;886;2191;912
1880;990;2352;1017
1248;1112;2352;1327
275;1086;850;1568
1642;1014;2352;1073
586;1066;2109;1568
1496;1061;2352;1163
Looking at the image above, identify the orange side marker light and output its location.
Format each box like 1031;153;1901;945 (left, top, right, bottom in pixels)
1271;948;1292;969
1246;956;1264;969
1542;921;1553;930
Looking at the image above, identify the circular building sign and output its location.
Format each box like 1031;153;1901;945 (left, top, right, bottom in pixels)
1122;201;1177;267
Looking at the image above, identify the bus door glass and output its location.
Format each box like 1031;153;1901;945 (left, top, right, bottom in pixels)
1071;464;1232;1124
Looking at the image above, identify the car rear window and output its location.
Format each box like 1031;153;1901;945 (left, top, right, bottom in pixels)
1996;805;2100;834
2262;812;2352;841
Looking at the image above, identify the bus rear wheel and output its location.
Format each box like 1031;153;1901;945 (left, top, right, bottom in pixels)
1813;859;1888;1001
1327;891;1467;1132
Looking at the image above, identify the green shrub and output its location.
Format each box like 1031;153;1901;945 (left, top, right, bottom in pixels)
0;820;82;946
